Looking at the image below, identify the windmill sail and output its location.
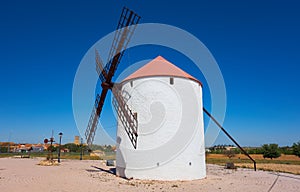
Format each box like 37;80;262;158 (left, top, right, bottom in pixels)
112;85;138;149
105;7;141;75
95;49;108;82
85;7;140;148
85;94;101;146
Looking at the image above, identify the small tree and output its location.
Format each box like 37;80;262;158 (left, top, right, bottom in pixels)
262;144;281;159
63;143;80;152
224;149;236;159
47;145;56;152
0;146;8;153
292;142;300;158
224;149;236;169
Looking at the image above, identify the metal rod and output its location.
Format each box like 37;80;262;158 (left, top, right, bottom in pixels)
203;107;257;171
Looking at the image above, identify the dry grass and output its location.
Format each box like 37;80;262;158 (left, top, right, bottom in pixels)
206;154;300;174
207;154;300;161
235;163;300;175
37;159;59;166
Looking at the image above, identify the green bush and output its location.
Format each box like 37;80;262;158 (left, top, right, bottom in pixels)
292;142;300;158
0;146;8;153
262;144;281;159
280;146;294;155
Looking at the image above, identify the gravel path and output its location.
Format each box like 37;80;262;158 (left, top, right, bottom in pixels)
0;157;299;192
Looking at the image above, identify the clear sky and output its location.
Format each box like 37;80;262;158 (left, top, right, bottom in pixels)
0;0;299;146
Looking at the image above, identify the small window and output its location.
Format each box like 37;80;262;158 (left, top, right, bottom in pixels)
130;81;133;87
189;162;192;166
170;77;174;85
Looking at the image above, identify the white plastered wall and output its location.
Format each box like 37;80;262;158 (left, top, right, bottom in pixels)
116;76;205;180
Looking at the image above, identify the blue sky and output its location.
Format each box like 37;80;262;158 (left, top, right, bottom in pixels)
0;0;299;146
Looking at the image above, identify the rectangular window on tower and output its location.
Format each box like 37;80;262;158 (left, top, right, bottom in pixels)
170;77;174;85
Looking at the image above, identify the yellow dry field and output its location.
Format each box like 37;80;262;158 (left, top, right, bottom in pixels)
206;154;300;175
235;163;300;174
207;154;300;161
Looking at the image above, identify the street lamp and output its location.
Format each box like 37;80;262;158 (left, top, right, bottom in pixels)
80;137;83;160
58;132;63;163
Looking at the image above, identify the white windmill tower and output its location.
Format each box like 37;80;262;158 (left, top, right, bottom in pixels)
115;56;206;180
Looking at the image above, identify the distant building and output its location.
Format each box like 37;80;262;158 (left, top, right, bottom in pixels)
31;146;44;152
74;136;80;145
13;144;44;153
15;144;29;153
225;146;237;151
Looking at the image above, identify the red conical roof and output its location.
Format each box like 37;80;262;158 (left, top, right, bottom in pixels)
122;56;202;85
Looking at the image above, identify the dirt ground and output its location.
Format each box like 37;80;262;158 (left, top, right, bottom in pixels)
0;157;300;192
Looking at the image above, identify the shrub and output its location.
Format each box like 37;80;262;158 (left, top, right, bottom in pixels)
262;144;281;159
223;150;236;159
292;142;300;158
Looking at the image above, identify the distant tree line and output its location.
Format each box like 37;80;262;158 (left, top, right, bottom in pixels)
207;141;300;159
47;143;115;153
0;142;116;154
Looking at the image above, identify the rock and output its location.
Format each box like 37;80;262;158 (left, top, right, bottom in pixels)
225;162;235;169
106;159;115;166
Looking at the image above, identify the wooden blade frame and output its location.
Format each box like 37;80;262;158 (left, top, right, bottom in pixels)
95;49;108;82
85;94;101;146
105;7;141;76
85;7;140;148
112;86;138;149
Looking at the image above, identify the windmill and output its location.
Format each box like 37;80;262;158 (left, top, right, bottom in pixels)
84;6;256;180
85;7;141;149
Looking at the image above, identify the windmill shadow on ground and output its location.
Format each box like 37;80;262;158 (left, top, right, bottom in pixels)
88;165;131;181
89;165;116;175
86;137;127;179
